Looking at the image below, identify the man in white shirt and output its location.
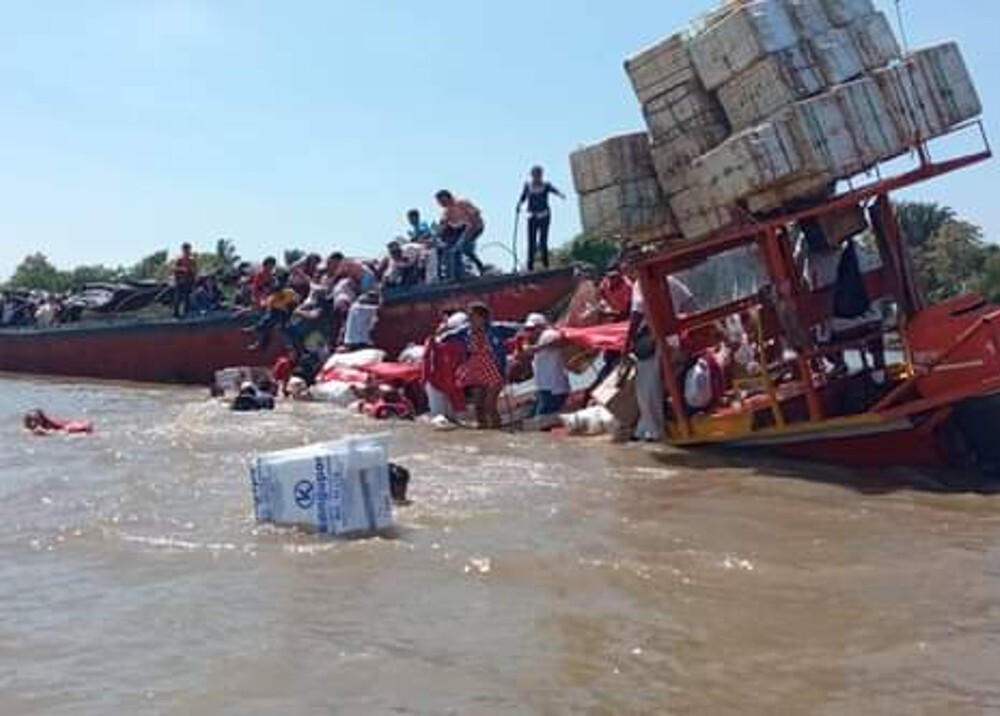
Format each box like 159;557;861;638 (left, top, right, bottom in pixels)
342;292;380;351
521;313;571;416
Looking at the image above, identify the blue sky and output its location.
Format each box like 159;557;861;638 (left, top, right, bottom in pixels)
0;0;997;281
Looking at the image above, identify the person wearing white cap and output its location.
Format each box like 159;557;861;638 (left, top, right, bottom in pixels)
520;313;571;416
422;310;469;421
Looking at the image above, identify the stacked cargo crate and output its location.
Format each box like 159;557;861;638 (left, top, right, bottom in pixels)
571;0;982;243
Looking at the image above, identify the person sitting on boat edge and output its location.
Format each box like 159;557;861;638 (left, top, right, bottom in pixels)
381;240;423;291
246;272;299;351
436;190;486;282
249;256;278;309
191;272;225;315
517;165;565;272
171;242;198;319
456;302;508;429
325;252;378;295
518;312;571;417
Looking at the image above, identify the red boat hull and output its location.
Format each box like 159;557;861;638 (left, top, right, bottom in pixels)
0;269;578;385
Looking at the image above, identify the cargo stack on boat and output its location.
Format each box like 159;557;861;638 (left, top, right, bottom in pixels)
572;0;982;243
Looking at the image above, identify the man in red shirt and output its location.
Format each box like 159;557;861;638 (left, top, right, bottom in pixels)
597;265;633;321
171;243;198;319
249;257;278;309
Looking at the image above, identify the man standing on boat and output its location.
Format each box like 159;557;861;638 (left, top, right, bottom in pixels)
171;242;198;319
517;166;565;272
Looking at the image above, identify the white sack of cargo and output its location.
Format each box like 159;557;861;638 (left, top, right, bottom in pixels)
689;121;803;205
250;435;394;536
642;80;730;149
809;27;864;85
848;12;901;71
875;43;981;145
310;380;359;407
562;405;620;436
570;133;656;194
833;77;905;166
579;178;677;240
689;0;798;91
819;0;874;26
323;348;386;370
783;0;831;38
717;43;826;132
669;187;737;240
778;92;862;177
625;33;698;106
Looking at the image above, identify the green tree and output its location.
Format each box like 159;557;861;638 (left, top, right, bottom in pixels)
68;264;122;288
8;253;71;292
216;238;240;271
551;234;619;273
896;201;956;249
129;250;170;280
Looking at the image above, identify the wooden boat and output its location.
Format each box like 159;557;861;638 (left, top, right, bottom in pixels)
0;268;579;385
630;123;1000;473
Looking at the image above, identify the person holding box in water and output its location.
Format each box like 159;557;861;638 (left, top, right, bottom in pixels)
517;166;565;272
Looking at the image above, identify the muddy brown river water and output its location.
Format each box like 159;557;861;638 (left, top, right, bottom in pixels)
2;375;1000;715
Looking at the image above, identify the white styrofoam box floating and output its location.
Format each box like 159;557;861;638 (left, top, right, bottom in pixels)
848;12;901;71
579;177;677;240
669;187;737;239
783;0;831;38
809;27;864;85
833;77;905;166
874;43;982;145
717;43;825;132
570;133;655;194
778;91;863;177
625;33;698;106
250;435;394;536
819;0;875;26
746;174;834;213
912;42;982;128
689;0;798;90
689;120;803;206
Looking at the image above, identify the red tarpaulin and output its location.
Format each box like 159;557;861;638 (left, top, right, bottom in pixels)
361;362;423;385
559;322;629;352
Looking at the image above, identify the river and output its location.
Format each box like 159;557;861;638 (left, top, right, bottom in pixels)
2;375;1000;715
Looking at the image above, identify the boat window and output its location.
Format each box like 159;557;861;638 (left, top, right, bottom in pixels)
670;244;769;314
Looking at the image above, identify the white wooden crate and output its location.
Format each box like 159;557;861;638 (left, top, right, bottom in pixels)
783;0;831;38
848;12;901;71
669;186;737;240
809;27;864;85
689;0;798;90
625;33;698;106
778;91;863;177
717;43;825;132
643;78;729;144
819;0;875;26
746;174;834;214
570;133;655;195
833;77;905;167
579;177;677;239
689;120;805;206
913;42;982;128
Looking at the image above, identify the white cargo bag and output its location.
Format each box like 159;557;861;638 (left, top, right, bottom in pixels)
250;435;394;536
717;43;826;131
819;0;874;26
570;133;656;194
323;348;386;370
848;12;901;71
689;0;798;90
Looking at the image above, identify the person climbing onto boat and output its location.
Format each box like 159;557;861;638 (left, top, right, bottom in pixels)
341;291;380;351
457;303;507;429
250;256;278;308
436;190;486;281
517;166;565;272
626;274;698;441
325;252;378;294
247;272;299;351
23;409;94;435
171;242;198;319
519;312;571;416
289;253;322;299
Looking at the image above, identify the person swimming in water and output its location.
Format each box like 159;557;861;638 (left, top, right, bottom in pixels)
23;409;94;435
